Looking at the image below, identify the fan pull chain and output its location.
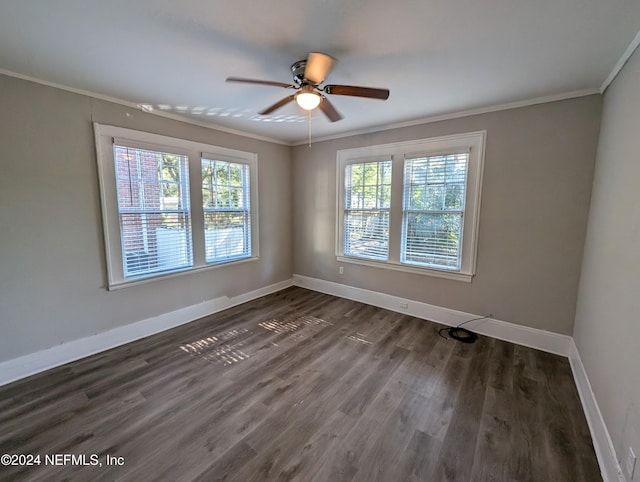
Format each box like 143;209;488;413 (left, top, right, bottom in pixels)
308;110;312;147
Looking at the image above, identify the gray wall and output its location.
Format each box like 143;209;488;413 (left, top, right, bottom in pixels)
574;46;640;475
0;71;605;365
0;74;292;362
292;96;602;335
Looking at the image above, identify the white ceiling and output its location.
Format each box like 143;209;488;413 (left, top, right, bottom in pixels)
0;0;638;144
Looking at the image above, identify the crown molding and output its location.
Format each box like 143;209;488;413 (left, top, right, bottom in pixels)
0;68;289;146
291;88;600;146
0;67;606;148
600;29;640;94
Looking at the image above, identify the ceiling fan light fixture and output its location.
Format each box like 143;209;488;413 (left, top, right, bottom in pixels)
295;91;321;111
227;52;388;122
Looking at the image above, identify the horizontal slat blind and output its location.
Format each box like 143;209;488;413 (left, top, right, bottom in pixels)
344;160;392;260
401;153;468;270
114;145;193;277
201;158;251;262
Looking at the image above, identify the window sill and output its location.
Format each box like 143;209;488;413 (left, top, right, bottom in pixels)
336;256;474;282
107;256;259;291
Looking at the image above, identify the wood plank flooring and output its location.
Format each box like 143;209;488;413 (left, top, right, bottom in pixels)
0;287;602;481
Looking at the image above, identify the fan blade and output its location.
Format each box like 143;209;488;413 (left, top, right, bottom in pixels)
226;77;296;89
319;97;343;122
304;52;335;85
259;95;296;115
323;84;389;100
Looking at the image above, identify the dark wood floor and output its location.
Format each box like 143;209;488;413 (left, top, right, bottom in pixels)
0;287;601;481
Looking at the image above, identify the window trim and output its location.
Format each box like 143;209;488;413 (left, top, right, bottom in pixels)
94;123;259;290
336;131;485;282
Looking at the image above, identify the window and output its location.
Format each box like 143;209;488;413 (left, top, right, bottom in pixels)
402;153;468;270
201;158;251;262
114;145;193;277
343;159;392;261
336;132;485;282
95;124;258;289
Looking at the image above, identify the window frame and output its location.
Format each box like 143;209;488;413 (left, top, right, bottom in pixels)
201;155;253;264
112;142;194;278
400;150;470;271
94;123;259;290
336;131;485;282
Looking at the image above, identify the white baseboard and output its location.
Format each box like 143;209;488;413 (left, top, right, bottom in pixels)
569;341;625;482
292;274;572;356
0;278;293;387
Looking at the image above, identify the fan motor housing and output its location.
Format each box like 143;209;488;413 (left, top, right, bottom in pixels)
291;60;308;85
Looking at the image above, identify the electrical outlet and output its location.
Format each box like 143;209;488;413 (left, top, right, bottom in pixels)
338;266;344;275
627;447;636;479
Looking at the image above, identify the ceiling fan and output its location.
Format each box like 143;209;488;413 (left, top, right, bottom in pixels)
226;52;390;122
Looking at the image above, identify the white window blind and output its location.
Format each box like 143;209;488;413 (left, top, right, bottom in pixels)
114;145;193;277
201;158;251;262
344;160;392;260
401;153;468;270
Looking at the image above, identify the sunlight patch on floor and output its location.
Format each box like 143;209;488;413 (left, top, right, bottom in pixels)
346;333;372;345
259;314;332;334
180;327;252;366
